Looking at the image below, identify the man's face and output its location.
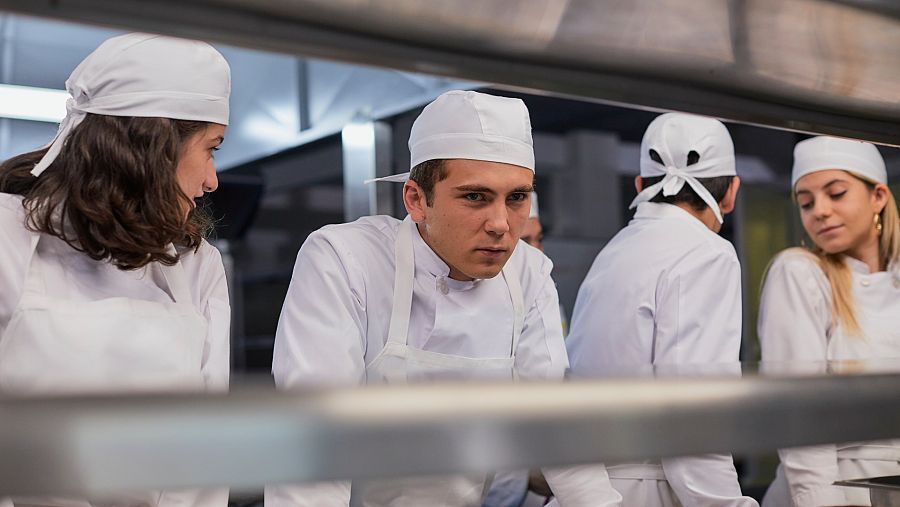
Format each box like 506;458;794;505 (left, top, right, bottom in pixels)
409;159;534;280
520;217;544;252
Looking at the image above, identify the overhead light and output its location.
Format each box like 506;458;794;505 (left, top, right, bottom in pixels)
341;121;375;150
0;83;69;123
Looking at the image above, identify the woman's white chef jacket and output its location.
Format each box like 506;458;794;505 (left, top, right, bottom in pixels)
759;248;900;507
0;192;231;507
565;202;758;507
266;215;622;506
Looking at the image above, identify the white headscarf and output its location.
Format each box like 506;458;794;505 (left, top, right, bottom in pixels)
792;136;887;187
629;113;736;223
370;90;535;183
32;33;231;177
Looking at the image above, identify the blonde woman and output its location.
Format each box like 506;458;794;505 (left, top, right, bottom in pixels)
759;136;900;507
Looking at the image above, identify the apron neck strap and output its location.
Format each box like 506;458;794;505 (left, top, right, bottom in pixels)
386;216;416;346
501;261;525;357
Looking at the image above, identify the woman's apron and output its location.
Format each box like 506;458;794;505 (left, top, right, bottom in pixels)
0;234;208;506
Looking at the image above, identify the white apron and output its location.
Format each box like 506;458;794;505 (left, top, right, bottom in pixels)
353;216;524;507
0;233;208;506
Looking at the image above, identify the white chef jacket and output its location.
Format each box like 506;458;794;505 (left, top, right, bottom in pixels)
565;202;757;507
0;192;230;507
268;215;621;506
759;248;900;507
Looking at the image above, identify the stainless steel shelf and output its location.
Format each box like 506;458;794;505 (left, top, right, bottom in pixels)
3;1;900;144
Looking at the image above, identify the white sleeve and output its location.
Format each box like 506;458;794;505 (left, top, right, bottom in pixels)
654;250;756;506
265;482;352;507
199;245;230;393
272;230;367;388
758;252;847;507
543;465;622;507
520;260;620;506
660;455;756;507
268;231;366;507
514;257;568;380
758;251;831;363
160;487;229;507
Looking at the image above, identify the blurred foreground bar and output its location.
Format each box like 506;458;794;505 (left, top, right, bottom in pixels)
0;373;899;496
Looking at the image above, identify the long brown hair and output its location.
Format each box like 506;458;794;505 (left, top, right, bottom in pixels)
0;114;213;270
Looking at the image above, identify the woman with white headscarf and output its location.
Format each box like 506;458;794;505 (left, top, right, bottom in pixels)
759;136;900;507
0;33;231;506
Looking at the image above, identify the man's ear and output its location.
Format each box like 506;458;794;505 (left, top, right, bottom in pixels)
634;176;644;194
718;176;741;215
403;180;428;223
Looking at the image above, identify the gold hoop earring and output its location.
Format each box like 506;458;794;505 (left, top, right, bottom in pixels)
875;213;883;236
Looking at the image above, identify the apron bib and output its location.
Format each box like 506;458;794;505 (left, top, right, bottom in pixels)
355;216;524;507
0;234;206;395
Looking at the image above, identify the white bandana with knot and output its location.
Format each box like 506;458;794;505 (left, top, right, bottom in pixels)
32;33;231;178
628;113;736;224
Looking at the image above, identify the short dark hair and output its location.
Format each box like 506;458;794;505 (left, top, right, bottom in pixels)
409;159;449;207
0;113;212;270
643;149;733;212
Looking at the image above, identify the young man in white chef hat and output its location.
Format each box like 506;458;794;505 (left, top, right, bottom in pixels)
266;90;622;507
564;113;758;507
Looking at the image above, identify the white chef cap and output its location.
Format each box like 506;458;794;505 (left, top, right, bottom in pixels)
529;191;540;218
792;136;886;187
32;32;231;177
629;113;736;223
370;90;534;183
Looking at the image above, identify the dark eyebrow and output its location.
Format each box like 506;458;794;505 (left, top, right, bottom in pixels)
454;185;495;194
454;184;535;195
796;178;847;196
212;136;224;145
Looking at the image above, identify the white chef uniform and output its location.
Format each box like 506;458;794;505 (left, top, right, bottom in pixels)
0;195;230;506
760;250;900;507
0;32;231;507
266;90;619;507
564;113;757;507
759;136;900;507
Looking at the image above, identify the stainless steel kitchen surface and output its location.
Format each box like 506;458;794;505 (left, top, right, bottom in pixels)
837;476;900;507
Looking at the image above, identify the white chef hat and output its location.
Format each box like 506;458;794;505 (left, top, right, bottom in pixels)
370;90;534;183
629;112;736;223
529;191;540;218
792;136;886;187
32;32;231;177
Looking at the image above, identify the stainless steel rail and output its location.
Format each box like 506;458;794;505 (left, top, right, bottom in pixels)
0;373;898;496
2;1;900;144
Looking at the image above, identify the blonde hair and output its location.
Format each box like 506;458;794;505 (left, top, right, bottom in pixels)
804;178;900;336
